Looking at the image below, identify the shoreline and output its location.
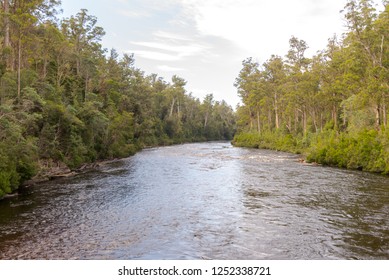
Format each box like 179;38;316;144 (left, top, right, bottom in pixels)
0;158;126;200
22;158;125;188
2;140;233;200
24;140;232;186
232;138;388;176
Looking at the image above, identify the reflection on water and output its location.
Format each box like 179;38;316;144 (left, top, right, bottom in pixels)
0;142;388;259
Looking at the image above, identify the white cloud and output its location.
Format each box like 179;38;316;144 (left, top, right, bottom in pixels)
131;50;180;61
129;29;212;63
131;41;209;57
157;65;186;72
119;9;151;18
63;0;385;109
175;0;351;59
154;31;193;42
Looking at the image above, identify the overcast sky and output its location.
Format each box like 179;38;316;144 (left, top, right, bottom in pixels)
61;0;384;107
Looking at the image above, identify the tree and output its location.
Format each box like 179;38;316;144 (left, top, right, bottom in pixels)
0;1;237;198
233;0;389;174
263;55;287;130
234;58;261;131
343;0;388;129
1;0;11;70
5;0;60;102
61;9;105;103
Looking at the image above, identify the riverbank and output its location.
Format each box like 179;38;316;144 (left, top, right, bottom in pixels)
1;154;136;200
232;131;306;154
20;158;124;188
2;141;388;259
1;138;232;200
0;159;125;200
232;130;389;175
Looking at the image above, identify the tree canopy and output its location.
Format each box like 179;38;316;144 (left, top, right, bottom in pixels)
0;1;236;198
233;0;389;173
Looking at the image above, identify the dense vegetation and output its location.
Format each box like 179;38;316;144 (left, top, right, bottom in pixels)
0;1;236;198
233;0;389;172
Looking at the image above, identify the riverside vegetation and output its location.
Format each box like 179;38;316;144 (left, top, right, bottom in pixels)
1;0;388;199
0;1;236;198
233;0;389;174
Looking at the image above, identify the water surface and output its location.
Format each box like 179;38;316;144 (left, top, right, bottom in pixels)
0;142;388;259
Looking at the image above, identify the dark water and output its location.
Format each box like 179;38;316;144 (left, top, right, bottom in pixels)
0;142;388;259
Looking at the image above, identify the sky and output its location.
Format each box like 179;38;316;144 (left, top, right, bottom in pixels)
60;0;384;108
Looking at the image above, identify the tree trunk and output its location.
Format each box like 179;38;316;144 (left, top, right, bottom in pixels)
383;102;387;129
303;108;307;136
310;109;318;133
17;36;22;103
286;116;292;133
204;111;209;128
0;78;3;105
169;97;176;117
294;108;298;133
332;104;338;130
379;35;384;67
84;72;89;102
274;92;279;129
248;107;253;131
3;0;11;70
76;58;81;76
375;104;381;130
43;58;48;79
256;109;261;133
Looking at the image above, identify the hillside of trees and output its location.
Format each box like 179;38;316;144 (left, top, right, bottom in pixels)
0;1;236;198
233;0;389;172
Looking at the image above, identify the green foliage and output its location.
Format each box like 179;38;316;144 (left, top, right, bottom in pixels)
0;130;38;197
307;129;389;173
233;131;304;154
106;111;137;158
0;3;236;198
0;149;20;197
233;0;389;176
235;128;389;174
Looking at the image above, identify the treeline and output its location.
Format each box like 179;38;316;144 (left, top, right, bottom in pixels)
233;0;389;173
0;1;236;198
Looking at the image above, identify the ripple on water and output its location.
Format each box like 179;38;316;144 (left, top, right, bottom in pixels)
0;142;388;259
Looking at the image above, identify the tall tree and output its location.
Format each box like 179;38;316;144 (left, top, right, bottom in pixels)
234;58;261;131
343;0;388;128
263;55;286;130
61;9;105;102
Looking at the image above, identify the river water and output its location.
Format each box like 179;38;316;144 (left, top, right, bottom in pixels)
0;142;388;259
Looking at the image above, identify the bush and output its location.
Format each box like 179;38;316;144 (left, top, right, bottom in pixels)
0;142;37;198
232;131;304;153
307;129;389;173
234;128;389;175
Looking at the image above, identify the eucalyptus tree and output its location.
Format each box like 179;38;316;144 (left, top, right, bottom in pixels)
1;0;60;102
285;36;313;135
61;9;105;103
234;57;261;131
343;0;388;129
0;1;238;198
263;55;287;130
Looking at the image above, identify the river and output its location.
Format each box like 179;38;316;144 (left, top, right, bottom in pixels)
0;142;388;259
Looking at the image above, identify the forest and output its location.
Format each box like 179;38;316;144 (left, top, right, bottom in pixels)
233;0;389;174
1;0;388;199
0;0;236;198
